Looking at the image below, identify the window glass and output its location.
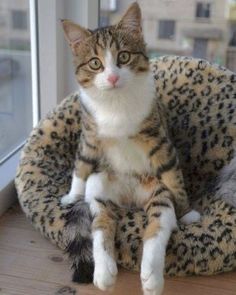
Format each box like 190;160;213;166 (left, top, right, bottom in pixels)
0;0;32;162
196;2;211;18
100;15;110;27
11;10;28;30
158;20;175;40
99;0;236;72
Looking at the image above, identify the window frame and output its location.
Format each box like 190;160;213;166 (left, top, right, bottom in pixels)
0;0;99;215
37;0;99;118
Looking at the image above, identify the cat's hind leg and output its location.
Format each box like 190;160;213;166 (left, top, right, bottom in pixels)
141;184;177;295
85;172;118;291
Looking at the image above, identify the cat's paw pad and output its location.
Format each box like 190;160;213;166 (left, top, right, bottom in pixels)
141;270;164;295
93;253;117;291
180;210;201;225
61;194;80;205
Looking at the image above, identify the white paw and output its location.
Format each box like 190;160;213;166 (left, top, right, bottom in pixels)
61;193;80;205
141;249;164;295
180;209;201;225
141;264;164;295
85;172;106;203
93;252;118;291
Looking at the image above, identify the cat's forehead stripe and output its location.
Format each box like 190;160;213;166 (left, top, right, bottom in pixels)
95;32;105;50
94;27;120;52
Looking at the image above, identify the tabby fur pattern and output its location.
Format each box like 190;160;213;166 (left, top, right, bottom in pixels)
61;3;199;295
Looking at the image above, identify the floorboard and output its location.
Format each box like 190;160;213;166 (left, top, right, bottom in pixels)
0;204;235;295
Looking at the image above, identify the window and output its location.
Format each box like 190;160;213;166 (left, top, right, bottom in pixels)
100;0;117;12
229;25;236;46
98;0;236;69
0;1;34;164
193;38;208;59
0;0;99;215
9;38;30;50
100;0;117;28
100;15;110;27
0;0;39;215
158;20;176;40
0;13;6;27
196;2;211;18
11;10;28;30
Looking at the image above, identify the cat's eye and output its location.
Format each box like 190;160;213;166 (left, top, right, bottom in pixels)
118;51;131;65
88;58;102;70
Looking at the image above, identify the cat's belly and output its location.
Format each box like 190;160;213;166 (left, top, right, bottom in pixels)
105;138;150;174
94;172;157;209
98;138;154;208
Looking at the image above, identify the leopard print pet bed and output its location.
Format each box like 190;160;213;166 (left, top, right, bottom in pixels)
15;56;236;281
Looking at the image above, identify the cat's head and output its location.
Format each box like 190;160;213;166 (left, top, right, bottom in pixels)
62;2;149;93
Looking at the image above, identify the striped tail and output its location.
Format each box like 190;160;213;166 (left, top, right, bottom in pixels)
64;200;94;283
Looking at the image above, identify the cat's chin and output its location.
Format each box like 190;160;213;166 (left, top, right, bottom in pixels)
95;84;123;91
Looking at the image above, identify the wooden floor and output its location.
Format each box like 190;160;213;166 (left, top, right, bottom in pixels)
0;204;236;295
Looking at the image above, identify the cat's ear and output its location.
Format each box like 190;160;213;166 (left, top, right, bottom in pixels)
61;20;91;54
117;2;142;34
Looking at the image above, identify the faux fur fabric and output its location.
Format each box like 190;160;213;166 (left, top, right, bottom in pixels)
15;56;236;279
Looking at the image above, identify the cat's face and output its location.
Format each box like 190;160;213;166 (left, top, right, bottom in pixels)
62;3;149;92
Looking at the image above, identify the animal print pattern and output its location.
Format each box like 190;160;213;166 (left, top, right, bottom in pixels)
15;56;236;280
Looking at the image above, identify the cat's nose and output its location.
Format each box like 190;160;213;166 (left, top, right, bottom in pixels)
107;74;120;86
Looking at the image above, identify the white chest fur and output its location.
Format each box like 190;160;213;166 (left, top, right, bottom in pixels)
105;138;150;174
80;72;155;174
80;72;155;138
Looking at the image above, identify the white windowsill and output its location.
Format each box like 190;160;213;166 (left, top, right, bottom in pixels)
0;151;21;215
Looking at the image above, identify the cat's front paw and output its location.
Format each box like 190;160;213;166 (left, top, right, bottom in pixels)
180;209;201;225
61;193;81;205
93;252;117;291
141;266;164;295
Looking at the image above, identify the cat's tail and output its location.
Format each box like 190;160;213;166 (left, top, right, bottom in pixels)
64;200;94;283
215;153;236;207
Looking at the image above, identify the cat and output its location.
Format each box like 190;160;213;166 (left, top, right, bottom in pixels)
61;3;200;295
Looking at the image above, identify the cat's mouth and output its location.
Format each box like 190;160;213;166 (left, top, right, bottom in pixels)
109;84;121;90
100;83;123;91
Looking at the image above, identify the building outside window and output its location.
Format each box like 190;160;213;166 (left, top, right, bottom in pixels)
100;15;110;27
158;20;175;40
193;38;208;59
11;10;28;30
229;24;236;46
0;1;32;164
196;2;211;18
0;0;100;215
0;0;37;215
99;0;236;71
